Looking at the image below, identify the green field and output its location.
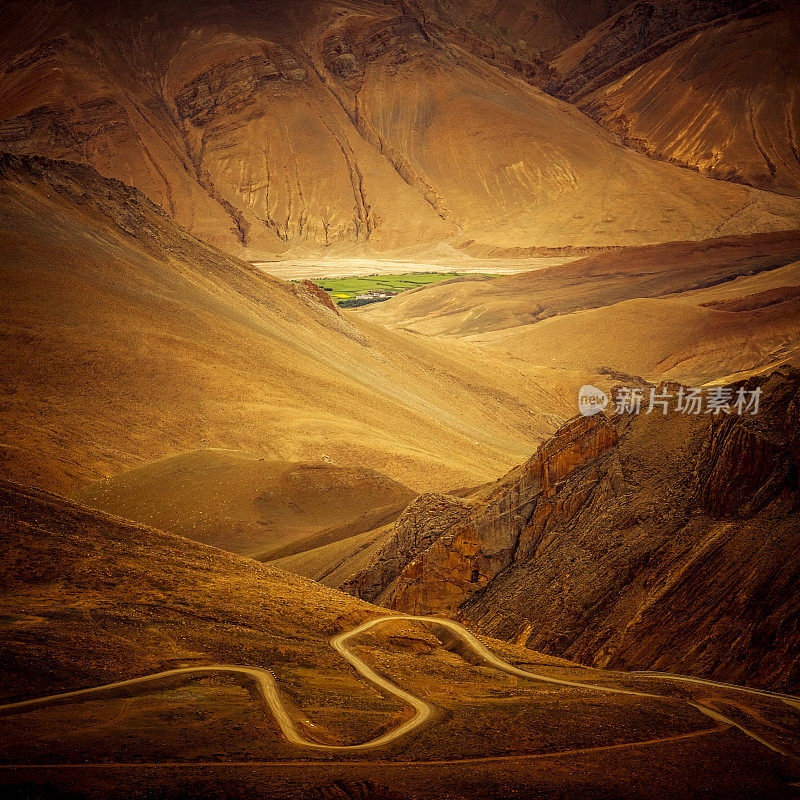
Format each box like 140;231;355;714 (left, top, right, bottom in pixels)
311;273;490;306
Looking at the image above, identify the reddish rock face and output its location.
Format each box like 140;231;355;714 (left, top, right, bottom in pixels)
346;413;620;615
463;368;800;691
341;493;473;605
343;369;800;690
534;415;619;494
294;279;341;315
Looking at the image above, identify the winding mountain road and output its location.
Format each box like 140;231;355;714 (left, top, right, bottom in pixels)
1;614;799;759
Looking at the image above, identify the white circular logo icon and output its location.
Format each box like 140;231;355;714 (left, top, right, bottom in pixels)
578;385;608;416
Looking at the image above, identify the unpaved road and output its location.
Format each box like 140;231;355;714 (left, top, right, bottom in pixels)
1;614;799;758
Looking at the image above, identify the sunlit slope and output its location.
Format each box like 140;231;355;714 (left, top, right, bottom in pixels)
0;155;568;496
361;232;800;385
352;36;798;255
0;0;798;258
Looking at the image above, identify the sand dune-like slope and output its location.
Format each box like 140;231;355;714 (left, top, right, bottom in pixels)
0;154;570;497
72;450;415;556
478;298;799;386
271;520;397;587
468;266;800;386
0;0;798;259
362;232;800;385
551;2;800;197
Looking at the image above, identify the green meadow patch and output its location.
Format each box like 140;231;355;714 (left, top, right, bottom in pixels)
311;273;492;307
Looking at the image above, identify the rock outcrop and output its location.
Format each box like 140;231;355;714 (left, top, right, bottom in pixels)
548;0;768;101
344;368;800;690
293;279;341;315
466;368;800;690
344;414;619;614
342;493;473;604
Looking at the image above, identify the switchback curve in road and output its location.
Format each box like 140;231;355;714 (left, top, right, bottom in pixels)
0;614;798;758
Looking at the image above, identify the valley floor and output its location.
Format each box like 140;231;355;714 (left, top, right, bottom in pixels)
252;256;582;280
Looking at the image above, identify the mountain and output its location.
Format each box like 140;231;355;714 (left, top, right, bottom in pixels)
72;450;416;555
0;153;571;497
1;479;799;799
417;0;634;57
342;367;800;692
2;3;800;796
0;0;798;259
549;1;800;197
361;231;800;386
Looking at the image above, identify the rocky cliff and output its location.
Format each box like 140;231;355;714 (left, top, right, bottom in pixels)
343;368;800;690
341;493;473;604
695;372;800;516
345;413;620;614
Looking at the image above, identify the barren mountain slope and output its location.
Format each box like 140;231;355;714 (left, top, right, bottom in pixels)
72;450;416;556
0;480;386;705
1;480;798;799
0;154;571;496
270;519;398;587
1;0;798;258
550;2;800;197
550;0;778;98
342;368;800;691
361;232;800;385
418;0;632;56
468;287;800;387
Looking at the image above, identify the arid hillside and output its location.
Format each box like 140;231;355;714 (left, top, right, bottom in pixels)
73;450;416;556
0;0;798;259
362;232;800;386
0;154;574;497
342;368;800;692
549;1;800;197
2;480;799;799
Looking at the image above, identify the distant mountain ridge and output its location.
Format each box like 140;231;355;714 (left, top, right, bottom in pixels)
550;1;800;197
0;0;797;259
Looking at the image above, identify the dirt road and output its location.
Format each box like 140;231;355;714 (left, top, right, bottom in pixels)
1;614;798;758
